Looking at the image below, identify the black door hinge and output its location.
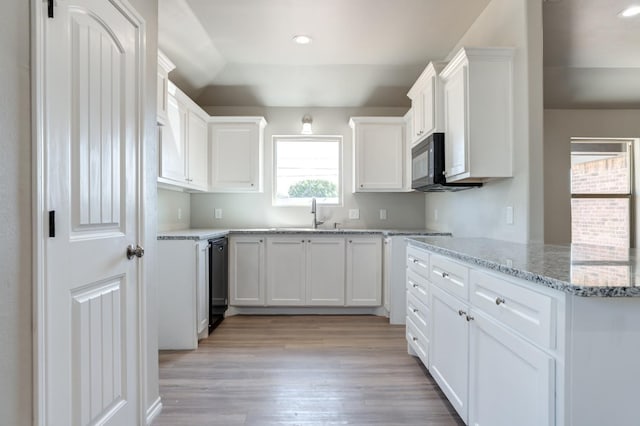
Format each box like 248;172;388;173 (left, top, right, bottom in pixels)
48;0;54;18
49;210;55;238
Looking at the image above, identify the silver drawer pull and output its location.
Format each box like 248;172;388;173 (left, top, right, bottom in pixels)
412;308;419;313
409;280;418;288
412;336;419;342
412;258;419;264
466;315;475;322
495;297;506;305
458;309;467;317
441;271;449;279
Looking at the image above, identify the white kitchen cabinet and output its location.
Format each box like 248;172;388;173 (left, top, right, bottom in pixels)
157;50;175;125
229;235;266;306
158;239;209;350
158;82;209;191
306;237;345;306
469;310;554;426
209;117;267;192
266;238;306;305
430;284;470;423
440;47;514;183
266;236;346;306
407;62;446;145
349;117;407;192
346;237;382;306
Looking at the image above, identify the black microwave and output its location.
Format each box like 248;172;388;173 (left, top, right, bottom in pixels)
411;133;481;192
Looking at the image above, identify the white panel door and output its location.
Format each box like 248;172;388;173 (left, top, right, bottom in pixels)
421;77;436;136
187;111;208;190
306;237;345;306
229;236;265;305
346;237;382;306
159;91;187;183
44;0;143;424
468;311;555;426
210;124;258;190
430;285;470;423
444;64;468;179
267;238;306;305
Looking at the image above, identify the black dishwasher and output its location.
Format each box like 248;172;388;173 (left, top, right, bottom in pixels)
208;237;228;332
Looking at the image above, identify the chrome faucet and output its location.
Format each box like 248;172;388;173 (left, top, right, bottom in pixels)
311;198;324;229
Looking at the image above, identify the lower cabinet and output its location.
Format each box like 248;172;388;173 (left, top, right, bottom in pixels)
229;235;266;306
158;239;209;350
346;237;382;306
231;234;379;307
408;246;558;426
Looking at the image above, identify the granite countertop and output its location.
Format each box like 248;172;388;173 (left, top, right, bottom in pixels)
157;228;451;241
407;236;640;297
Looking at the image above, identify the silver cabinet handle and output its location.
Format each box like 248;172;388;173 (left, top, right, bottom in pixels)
466;315;475;322
412;258;419;264
495;297;506;306
441;271;449;279
412;336;418;342
412;308;419;313
126;244;144;260
458;309;466;317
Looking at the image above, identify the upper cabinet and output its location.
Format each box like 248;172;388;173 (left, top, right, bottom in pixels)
158;81;209;191
209;117;267;193
157;50;176;126
407;62;446;146
350;117;408;193
440;47;514;183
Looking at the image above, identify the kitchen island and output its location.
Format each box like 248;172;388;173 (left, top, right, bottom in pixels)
405;236;640;426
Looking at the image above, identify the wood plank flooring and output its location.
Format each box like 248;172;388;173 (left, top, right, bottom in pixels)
156;315;464;426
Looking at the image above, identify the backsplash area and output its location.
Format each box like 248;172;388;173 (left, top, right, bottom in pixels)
158;188;191;231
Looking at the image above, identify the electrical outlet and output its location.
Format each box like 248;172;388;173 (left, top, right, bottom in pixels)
506;206;514;225
379;209;387;220
177;208;182;220
215;208;222;219
434;209;438;221
348;209;360;220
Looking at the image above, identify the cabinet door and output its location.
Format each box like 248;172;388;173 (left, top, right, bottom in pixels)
354;122;404;191
443;64;468;180
187;111;209;190
266;238;306;305
306;237;345;306
157;69;168;125
195;241;209;337
469;311;554;426
430;284;469;423
229;236;265;305
210;123;261;191
421;77;436;136
346;237;382;306
411;94;425;145
159;93;187;183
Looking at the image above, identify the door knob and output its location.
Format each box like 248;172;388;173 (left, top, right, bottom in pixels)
126;244;145;260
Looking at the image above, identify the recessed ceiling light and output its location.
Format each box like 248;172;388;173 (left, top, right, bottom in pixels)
619;5;640;17
293;35;312;45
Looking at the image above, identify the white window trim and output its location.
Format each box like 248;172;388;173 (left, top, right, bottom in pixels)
272;134;344;207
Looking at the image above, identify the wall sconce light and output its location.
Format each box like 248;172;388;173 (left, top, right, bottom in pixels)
301;115;313;135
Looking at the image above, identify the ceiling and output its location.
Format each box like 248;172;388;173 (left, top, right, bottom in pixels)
159;0;640;109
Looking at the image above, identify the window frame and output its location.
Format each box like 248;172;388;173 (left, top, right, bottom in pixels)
272;135;344;207
570;138;634;247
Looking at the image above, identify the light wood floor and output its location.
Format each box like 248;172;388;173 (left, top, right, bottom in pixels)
156;315;464;426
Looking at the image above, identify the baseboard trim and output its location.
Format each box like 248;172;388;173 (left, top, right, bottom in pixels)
226;306;386;316
146;396;163;425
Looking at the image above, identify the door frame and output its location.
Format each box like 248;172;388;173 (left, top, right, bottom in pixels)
31;1;149;424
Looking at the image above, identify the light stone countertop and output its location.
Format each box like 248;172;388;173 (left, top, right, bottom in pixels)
407;236;640;297
157;228;451;241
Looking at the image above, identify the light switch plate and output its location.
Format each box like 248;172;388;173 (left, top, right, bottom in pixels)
178;208;182;220
215;208;223;219
349;209;360;219
506;206;514;225
379;209;387;220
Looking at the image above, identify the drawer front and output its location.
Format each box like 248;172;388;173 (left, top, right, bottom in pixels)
470;269;556;349
407;246;429;279
407;292;429;331
430;254;469;300
406;316;429;367
406;269;429;307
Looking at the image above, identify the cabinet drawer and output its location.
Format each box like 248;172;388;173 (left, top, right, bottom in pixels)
407;292;429;331
406;269;429;307
470;269;556;349
407;246;429;279
430;254;469;300
406;316;429;367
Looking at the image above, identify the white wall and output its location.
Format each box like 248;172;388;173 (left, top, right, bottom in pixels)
188;106;428;230
544;109;640;245
424;0;544;243
0;1;32;424
158;188;191;231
